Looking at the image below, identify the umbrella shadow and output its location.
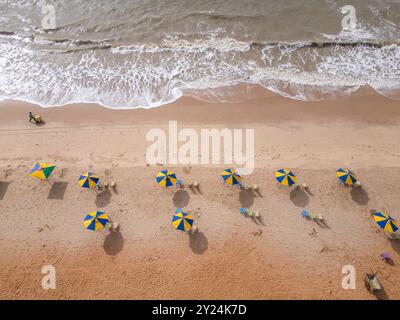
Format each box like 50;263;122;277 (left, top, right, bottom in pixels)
189;231;208;255
103;230;124;256
388;238;400;255
290;188;309;207
173;189;190;208
239;190;254;208
350;187;369;205
95;189;112;207
47;182;69;200
0;181;10;200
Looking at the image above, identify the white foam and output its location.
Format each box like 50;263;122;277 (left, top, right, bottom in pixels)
0;34;399;110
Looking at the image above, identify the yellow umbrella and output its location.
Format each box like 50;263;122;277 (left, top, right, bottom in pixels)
156;170;177;187
83;211;110;231
30;162;56;180
221;168;241;186
172;208;194;232
373;212;398;233
79;172;100;189
336;168;358;186
275;169;297;187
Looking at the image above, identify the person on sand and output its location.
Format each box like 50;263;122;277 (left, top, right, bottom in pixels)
28;112;36;123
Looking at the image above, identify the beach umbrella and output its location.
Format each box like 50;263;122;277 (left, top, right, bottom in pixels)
172;208;194;232
83;210;110;231
336;168;358;186
30;162;56;180
373;212;398;233
221;168;241;186
156;170;177;187
275;169;297;187
79;172;100;189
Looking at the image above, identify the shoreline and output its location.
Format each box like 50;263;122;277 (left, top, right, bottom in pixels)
1;83;399;114
1;86;400;125
1;92;400;299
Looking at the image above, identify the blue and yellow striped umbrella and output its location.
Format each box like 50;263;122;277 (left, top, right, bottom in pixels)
83;211;110;231
336;168;358;186
275;169;297;187
79;172;100;189
373;212;398;233
30;162;56;180
221;168;241;186
172;208;194;232
156;170;177;187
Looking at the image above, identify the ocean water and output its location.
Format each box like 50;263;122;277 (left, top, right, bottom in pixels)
0;0;399;109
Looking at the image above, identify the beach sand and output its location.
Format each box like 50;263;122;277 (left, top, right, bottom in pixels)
0;90;399;299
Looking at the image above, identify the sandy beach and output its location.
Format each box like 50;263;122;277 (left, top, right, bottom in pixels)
0;90;399;299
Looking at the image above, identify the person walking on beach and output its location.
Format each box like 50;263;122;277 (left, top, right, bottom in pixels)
28;112;35;123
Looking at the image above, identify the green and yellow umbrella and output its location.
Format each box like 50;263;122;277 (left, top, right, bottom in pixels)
30;162;56;180
156;170;177;187
275;169;297;187
79;172;100;189
336;168;358;186
172;208;194;232
83;211;110;231
221;168;241;186
373;212;398;233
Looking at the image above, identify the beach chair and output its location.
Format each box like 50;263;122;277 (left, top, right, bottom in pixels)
188;181;199;188
247;209;255;218
316;214;324;222
308;212;317;220
102;181;109;189
250;184;259;191
253;210;260;218
105;220;119;232
111;222;119;231
364;273;382;293
192;181;199;188
296;183;308;190
240;207;248;215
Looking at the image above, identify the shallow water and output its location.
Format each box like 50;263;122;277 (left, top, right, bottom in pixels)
0;0;399;108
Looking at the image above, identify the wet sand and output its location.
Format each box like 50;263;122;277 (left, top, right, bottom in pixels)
0;92;399;299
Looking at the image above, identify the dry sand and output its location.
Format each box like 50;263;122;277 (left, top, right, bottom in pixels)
0;90;399;299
